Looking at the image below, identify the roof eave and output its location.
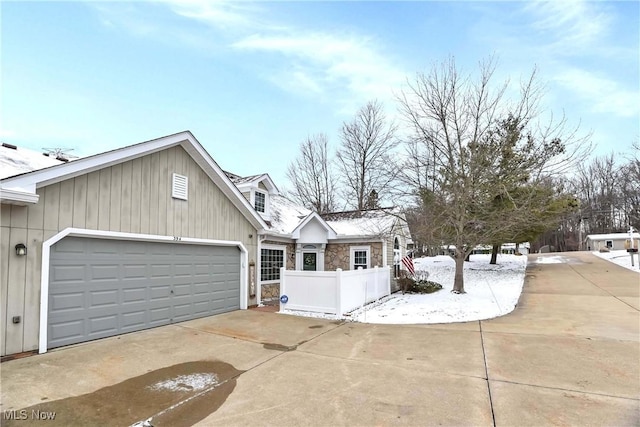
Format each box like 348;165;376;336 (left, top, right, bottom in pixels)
0;188;39;205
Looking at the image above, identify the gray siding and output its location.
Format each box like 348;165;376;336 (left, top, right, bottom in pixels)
1;145;258;356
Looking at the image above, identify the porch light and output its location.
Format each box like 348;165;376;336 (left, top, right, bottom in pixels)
15;243;27;256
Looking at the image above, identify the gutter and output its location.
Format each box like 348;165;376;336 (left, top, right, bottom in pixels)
0;187;39;205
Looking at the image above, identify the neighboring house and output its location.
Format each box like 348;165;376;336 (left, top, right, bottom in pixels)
225;171;413;303
0;132;413;358
586;233;640;251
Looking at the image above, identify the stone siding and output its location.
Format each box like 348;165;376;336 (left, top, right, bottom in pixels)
325;242;383;271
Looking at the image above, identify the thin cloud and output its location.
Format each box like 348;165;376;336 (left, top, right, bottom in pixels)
162;0;264;32
233;32;406;114
523;0;613;54
554;68;639;118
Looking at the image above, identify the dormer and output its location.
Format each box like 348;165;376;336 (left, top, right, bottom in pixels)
229;173;279;220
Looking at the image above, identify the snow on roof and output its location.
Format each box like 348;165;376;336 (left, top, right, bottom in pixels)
322;208;399;237
269;194;312;234
269;197;405;238
587;233;640;241
228;173;265;185
0;144;66;179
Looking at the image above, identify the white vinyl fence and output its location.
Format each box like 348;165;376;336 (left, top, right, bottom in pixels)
279;266;391;315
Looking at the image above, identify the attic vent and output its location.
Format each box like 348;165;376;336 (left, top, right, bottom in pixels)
172;173;188;200
2;143;17;150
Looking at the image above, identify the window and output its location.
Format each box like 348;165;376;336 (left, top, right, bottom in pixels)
350;245;370;270
261;247;284;282
606;240;613;249
172;173;188;200
254;191;266;213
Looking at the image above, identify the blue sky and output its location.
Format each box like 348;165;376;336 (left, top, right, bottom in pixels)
2;1;638;188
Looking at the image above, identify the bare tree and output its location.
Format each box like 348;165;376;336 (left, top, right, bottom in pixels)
398;57;590;293
336;100;400;210
286;133;337;214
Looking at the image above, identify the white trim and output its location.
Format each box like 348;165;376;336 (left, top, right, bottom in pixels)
256;236;263;306
0;187;39;205
349;245;371;270
291;212;337;240
234;174;280;195
39;228;248;354
260;244;286;284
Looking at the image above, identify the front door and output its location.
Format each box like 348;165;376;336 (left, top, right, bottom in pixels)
303;252;317;271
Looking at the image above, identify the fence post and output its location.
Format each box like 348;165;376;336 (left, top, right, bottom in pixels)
280;267;286;308
335;268;342;315
385;266;390;296
373;266;378;301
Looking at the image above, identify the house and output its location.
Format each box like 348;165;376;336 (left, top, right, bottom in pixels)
224;173;413;304
0;132;266;357
586;233;640;251
0;132;413;358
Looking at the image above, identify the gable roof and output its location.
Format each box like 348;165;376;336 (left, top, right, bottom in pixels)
226;172;279;194
0;131;268;230
266;195;411;240
291;212;337;239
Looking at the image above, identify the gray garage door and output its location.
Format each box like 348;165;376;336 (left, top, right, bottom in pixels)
48;237;241;349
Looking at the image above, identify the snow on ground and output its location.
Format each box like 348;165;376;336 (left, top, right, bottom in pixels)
146;373;219;392
593;250;640;273
534;255;566;264
280;254;527;324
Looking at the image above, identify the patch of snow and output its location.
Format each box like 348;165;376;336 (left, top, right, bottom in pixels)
593;250;640;273
146;373;218;393
326;213;394;236
534;256;566;264
0;145;65;179
269;195;311;234
279;309;341;321
281;254;527;325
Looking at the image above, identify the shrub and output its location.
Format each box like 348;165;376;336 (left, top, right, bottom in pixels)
396;269;443;294
413;280;443;294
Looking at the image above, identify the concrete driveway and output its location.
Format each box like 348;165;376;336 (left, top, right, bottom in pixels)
1;252;638;426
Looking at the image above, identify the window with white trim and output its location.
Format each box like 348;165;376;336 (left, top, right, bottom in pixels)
349;245;371;270
261;246;284;282
605;240;613;248
254;191;266;213
172;173;188;200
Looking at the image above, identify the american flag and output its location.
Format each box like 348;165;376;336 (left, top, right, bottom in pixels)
401;255;415;276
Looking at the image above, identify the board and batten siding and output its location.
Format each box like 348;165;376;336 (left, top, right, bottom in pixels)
0;145;258;357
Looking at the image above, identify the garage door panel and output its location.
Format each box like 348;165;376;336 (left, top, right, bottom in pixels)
121;311;147;330
50;292;85;312
51;265;85;282
123;264;147;279
88;315;118;335
121;286;147;303
49;320;84;345
90;289;119;307
90;264;119;281
48;237;241;349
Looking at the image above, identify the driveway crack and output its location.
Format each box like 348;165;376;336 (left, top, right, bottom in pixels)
479;320;497;427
